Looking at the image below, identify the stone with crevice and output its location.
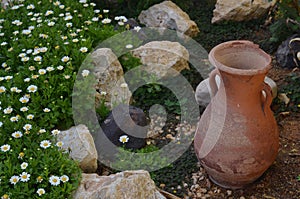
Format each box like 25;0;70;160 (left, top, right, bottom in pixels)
73;170;166;199
57;124;98;173
212;0;274;23
132;41;190;78
138;1;199;37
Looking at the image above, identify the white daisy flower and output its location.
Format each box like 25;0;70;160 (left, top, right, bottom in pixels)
0;121;3;127
10;87;18;92
39;129;46;134
0;86;6;93
46;66;54;72
51;129;60;136
1;144;10;152
21;57;30;62
57;65;64;70
10;175;20;185
20;162;28;169
48;21;55;26
34;56;42;62
81;69;90;77
26;4;35;9
10;116;18;122
23;124;32;131
24;78;30;82
61;56;70;62
22;29;31;35
102;18;111;24
19;96;29;103
12;131;23;138
19;53;26;58
119;135;129;143
60;175;69;183
40;140;51;149
43;108;51;112
27;85;37;93
103;9;109;13
20;172;30;182
45;10;54;16
36;188;45;196
79;47;88;53
40;47;48;52
49;175;60;186
20;107;29;112
26;114;34;120
66;22;72;28
56;141;63;147
125;44;133;49
4;107;13;114
64;15;73;21
38;69;46;75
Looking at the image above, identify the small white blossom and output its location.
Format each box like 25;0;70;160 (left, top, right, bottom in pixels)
81;69;90;77
40;140;51;149
12;131;23;138
60;175;69;183
10;176;20;185
49;175;60;186
61;56;70;62
1;144;10;152
27;85;37;93
79;47;88;53
20;162;28;169
20;172;30;182
37;188;45;196
102;18;111;24
119;135;129;143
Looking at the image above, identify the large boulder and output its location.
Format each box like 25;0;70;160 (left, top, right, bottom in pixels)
132;41;190;78
275;34;300;69
57;125;98;173
212;0;274;23
138;1;199;37
73;170;166;199
91;48;132;108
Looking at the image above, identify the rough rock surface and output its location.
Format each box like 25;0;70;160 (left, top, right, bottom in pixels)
73;170;166;199
275;34;300;69
195;76;277;107
138;1;199;37
132;41;189;78
99;104;147;150
91;48;132;108
57;125;98;173
212;0;274;23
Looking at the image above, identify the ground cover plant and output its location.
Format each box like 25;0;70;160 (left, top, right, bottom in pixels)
0;0;127;198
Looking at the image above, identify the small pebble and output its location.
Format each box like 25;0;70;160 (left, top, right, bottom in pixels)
227;190;232;196
159;183;165;188
240;197;246;199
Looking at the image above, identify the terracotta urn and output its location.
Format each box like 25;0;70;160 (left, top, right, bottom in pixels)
194;40;279;189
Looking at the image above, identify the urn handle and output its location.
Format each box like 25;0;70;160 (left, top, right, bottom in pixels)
209;69;220;98
261;83;273;113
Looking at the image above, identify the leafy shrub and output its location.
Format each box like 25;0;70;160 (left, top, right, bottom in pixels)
269;0;300;43
0;0;126;197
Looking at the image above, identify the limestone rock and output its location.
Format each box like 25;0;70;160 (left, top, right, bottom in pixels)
195;76;277;107
57;125;98;173
73;170;166;199
91;48;132;108
138;1;199;37
212;0;274;23
275;34;300;69
132;41;189;78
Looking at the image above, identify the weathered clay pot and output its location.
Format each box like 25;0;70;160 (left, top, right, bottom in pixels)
194;40;279;189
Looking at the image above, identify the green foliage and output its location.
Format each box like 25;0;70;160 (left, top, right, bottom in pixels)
111;145;171;171
0;0;123;197
269;0;300;43
297;174;300;181
119;52;142;72
275;72;300;113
